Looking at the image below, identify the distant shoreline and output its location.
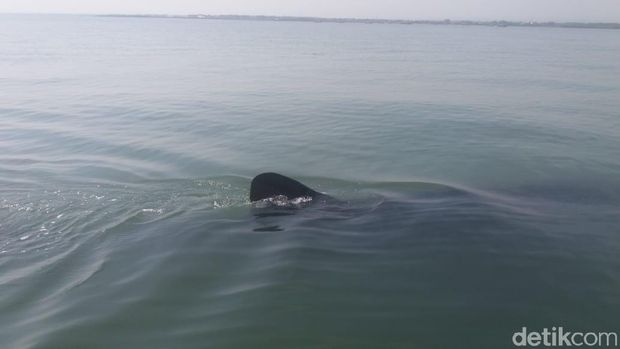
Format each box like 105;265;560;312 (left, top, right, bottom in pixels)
101;14;620;30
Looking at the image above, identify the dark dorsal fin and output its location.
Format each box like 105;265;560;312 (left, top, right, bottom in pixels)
250;172;320;202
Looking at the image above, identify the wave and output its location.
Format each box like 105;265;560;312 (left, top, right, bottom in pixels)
1;175;619;348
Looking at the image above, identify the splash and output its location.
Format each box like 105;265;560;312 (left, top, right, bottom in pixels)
253;195;313;208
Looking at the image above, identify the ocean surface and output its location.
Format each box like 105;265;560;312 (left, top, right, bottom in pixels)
1;14;619;348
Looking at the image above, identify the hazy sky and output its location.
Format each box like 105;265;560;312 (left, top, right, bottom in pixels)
1;0;619;22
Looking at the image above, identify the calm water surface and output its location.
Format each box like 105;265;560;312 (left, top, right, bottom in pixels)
1;14;619;348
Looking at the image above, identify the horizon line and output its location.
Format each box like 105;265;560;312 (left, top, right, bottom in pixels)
2;12;620;25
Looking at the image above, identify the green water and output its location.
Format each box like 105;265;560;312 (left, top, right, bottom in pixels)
0;14;619;348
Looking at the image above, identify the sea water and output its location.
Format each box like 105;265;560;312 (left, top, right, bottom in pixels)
0;14;619;348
